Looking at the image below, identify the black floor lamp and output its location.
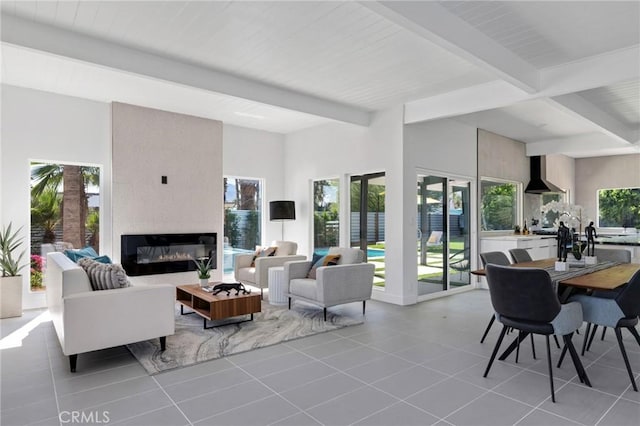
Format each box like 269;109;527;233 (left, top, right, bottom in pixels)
270;200;296;240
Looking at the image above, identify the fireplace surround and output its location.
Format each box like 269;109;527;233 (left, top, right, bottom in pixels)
121;233;217;276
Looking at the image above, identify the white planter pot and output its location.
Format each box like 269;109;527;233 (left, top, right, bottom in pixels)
200;278;209;287
584;256;597;265
0;275;23;318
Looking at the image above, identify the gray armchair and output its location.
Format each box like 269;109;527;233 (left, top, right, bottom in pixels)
234;241;305;298
284;247;375;321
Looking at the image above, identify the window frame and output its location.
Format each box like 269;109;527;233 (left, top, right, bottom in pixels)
596;186;640;229
479;176;522;233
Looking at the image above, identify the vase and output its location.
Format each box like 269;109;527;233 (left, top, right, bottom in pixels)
200;278;209;287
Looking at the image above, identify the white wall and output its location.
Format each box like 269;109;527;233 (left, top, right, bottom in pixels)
1;85;112;309
1;85;288;307
112;102;224;284
404;118;478;298
284;107;406;304
223;124;286;244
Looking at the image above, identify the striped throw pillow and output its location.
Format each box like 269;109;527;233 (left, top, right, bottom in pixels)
78;258;130;291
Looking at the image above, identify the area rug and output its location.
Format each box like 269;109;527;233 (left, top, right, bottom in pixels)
127;302;363;375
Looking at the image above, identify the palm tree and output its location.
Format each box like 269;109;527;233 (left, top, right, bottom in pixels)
30;188;61;243
31;163;100;249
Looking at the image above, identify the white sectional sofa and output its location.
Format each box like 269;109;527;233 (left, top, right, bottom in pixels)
45;252;175;372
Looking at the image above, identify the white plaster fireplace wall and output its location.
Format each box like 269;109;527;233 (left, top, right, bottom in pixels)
111;102;223;284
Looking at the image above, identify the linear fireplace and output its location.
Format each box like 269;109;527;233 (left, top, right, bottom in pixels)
121;233;217;276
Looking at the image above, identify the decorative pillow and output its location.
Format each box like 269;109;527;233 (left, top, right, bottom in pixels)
77;258;130;291
64;246;112;264
250;246;277;267
307;254;341;279
64;246;99;262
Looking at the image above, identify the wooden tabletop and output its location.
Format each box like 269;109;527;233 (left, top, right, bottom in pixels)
471;258;640;291
177;283;259;302
560;263;640;290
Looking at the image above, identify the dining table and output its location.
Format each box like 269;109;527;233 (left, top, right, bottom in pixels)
471;258;640;361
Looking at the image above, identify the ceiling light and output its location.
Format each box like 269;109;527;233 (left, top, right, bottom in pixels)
234;112;265;120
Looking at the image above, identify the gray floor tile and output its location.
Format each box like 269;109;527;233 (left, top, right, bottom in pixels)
196;395;298;425
163;366;253;402
177;380;272;422
365;333;427;354
353;401;439;426
515;409;582;426
57;376;159;411
306;386;398;425
114;405;190;426
226;343;293;366
279;373;363;410
1;382;55;411
259;360;337;393
154;358;235;387
238;351;315;378
297;337;363;359
455;357;527;390
0;397;59;426
282;330;343;350
54;363;148;396
393;342;454;364
371;365;448;399
1;290;638;426
87;389;173;424
493;370;567;406
345;353;415;383
270;412;322;426
573;362;635;398
444;392;532;426
422;349;487;375
540;383;619;424
597;398;640;426
322;345;388;371
406;377;486;418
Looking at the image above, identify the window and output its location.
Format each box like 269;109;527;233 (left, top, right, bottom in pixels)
313;179;340;254
30;162;101;292
480;178;519;231
223;177;263;274
598;187;640;228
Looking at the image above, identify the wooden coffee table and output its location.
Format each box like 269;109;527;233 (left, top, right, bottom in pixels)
176;284;261;329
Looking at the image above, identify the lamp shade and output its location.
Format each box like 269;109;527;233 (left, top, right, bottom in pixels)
270;201;296;221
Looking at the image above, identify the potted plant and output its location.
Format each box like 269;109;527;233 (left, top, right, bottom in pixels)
0;222;26;318
192;256;213;287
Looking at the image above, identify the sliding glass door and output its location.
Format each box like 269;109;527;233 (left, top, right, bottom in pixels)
351;172;385;288
417;174;471;295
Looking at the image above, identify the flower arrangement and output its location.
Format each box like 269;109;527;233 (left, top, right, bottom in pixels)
540;201;585;232
192;256;213;280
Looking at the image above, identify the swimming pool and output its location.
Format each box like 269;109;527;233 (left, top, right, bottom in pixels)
314;247;385;258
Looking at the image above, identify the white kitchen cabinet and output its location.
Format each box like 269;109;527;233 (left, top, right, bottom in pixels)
480;235;557;262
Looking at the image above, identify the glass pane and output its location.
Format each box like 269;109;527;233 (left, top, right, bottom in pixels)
481;180;517;231
30;162;101;292
449;180;471;288
417;175;446;295
313;179;340;255
597;188;640;228
223;177;262;275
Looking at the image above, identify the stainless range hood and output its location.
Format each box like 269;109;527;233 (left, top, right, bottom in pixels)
524;156;565;194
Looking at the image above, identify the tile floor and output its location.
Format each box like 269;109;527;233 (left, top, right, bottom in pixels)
1;290;639;426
